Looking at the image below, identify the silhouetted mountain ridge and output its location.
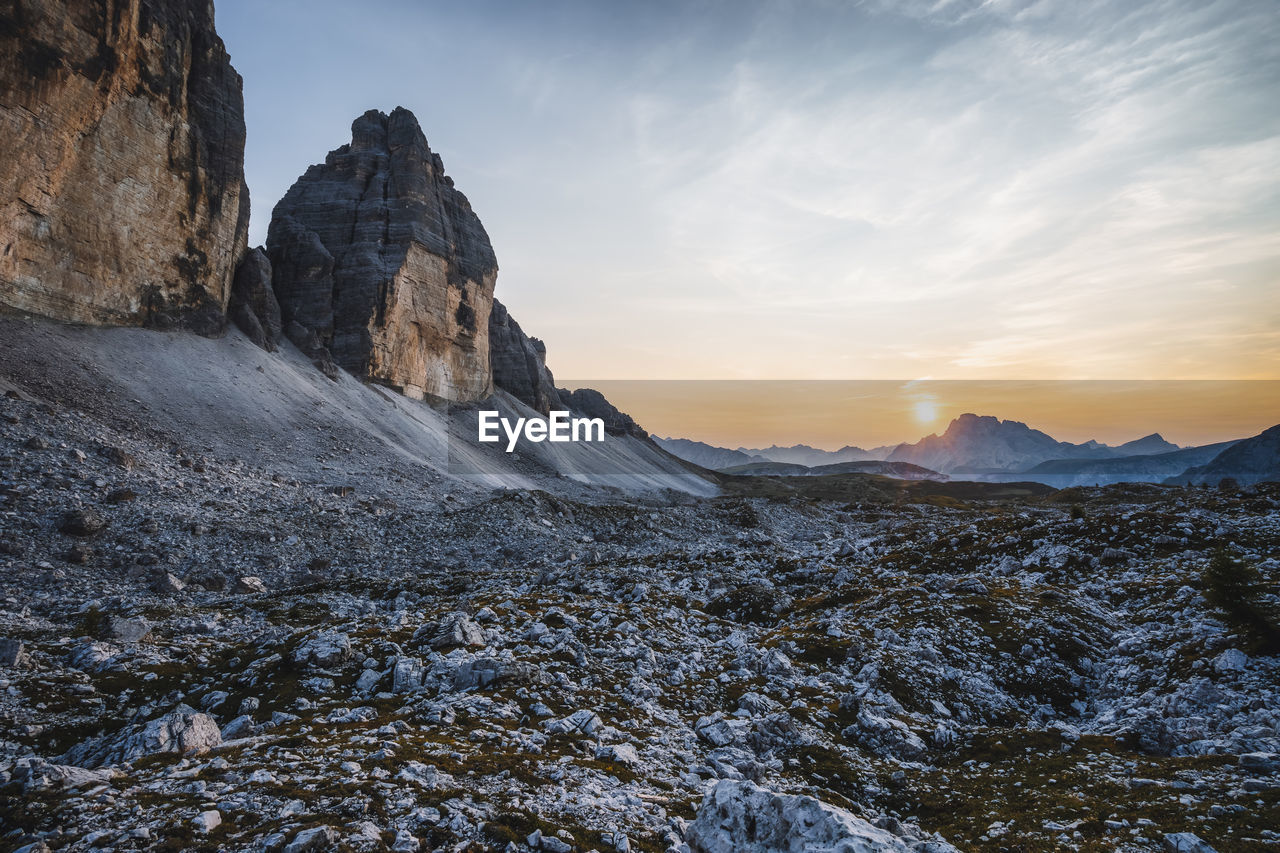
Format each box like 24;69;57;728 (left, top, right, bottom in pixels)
657;415;1278;487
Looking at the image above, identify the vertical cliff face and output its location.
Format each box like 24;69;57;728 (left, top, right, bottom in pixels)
489;298;563;414
267;108;496;401
0;0;249;333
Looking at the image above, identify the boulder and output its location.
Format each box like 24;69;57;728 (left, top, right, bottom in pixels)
220;714;256;741
151;572;187;595
284;826;337;853
58;508;107;537
545;709;603;736
685;780;959;852
67;640;123;672
0;637;26;667
1163;833;1218;853
397;761;455;790
234;576;268;595
293;631;353;668
1239;752;1280;774
843;710;928;760
595;743;641;766
418;612;484;650
193;810;222;834
103;615;151;644
392;656;424;693
451;655;540;691
12;757;118;793
1213;649;1247;673
63;707;222;768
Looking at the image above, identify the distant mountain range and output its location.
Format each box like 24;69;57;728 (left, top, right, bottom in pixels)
654;438;767;470
1173;424;1280;486
732;443;896;467
885;414;1179;474
718;460;949;481
657;414;1280;487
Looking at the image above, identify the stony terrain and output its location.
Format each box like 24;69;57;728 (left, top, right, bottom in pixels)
1;5;1277;851
1;382;1277;852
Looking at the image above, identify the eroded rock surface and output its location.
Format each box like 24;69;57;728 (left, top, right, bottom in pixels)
228;248;281;351
267;107;495;401
685;780;958;853
61;707;221;768
0;0;249;332
560;387;644;436
1;383;1278;850
490;298;562;414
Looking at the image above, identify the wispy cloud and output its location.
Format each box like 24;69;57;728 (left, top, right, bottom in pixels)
222;0;1280;379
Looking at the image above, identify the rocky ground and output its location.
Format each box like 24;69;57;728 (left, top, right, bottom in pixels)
1;387;1278;853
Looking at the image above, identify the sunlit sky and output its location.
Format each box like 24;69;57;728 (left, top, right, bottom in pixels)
218;0;1279;386
586;380;1280;448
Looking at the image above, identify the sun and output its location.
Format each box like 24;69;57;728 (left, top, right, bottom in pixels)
914;399;939;425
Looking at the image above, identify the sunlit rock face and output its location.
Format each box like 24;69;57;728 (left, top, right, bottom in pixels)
0;0;250;333
267;107;496;401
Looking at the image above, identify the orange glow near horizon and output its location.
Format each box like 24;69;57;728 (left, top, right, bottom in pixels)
559;380;1280;451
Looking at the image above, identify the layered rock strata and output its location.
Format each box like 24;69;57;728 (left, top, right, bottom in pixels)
267;107;495;401
227;247;280;351
489;298;563;414
560;387;645;437
0;0;249;332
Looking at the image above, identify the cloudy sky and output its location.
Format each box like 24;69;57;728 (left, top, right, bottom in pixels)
218;0;1279;384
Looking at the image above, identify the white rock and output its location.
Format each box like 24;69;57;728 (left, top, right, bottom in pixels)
843;710;926;760
595;743;641;766
63;707;222;767
545;709;603;736
67;640;123;672
390;829;421;852
392;656;424;692
193;810;221;833
293;631;353;667
104;615;152;643
1240;752;1279;773
420;612;485;649
356;668;382;691
12;757;117;792
234;575;267;594
685;780;960;852
696;714;750;749
284;825;337;853
1163;832;1218;852
279;799;307;817
1214;649;1247;673
397;760;455;790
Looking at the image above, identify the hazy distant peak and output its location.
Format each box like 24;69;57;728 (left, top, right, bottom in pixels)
1116;433;1181;455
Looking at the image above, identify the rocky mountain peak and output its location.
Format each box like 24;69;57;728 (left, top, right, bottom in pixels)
1117;432;1181;455
267;106;496;401
944;413;1037;439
